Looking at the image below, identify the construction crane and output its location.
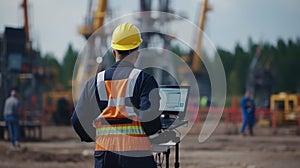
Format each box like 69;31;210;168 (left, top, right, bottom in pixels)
74;0;109;101
43;0;110;122
137;0;180;85
21;0;30;45
79;0;107;39
191;0;212;73
74;0;212;98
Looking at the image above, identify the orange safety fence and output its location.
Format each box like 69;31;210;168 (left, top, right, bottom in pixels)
197;106;300;134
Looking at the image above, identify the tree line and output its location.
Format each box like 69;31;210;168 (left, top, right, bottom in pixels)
43;38;300;97
218;38;300;96
41;44;77;91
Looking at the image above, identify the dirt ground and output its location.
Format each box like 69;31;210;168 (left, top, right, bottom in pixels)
1;122;300;168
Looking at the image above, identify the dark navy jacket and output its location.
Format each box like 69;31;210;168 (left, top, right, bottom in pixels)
240;96;256;121
71;61;162;142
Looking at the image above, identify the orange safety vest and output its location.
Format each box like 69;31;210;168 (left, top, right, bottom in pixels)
94;68;151;151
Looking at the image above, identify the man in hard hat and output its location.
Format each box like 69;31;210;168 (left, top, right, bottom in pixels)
71;23;162;168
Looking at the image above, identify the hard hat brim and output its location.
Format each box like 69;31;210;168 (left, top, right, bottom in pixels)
111;41;142;51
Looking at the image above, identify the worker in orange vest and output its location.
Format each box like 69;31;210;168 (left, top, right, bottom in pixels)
72;23;162;168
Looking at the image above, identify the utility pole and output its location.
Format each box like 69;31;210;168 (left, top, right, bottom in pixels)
192;0;212;73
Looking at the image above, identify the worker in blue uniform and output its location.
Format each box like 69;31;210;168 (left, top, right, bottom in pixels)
71;23;162;168
240;90;256;136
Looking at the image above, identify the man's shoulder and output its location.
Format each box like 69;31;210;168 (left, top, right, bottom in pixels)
80;75;97;93
7;96;18;102
139;70;158;83
137;69;154;79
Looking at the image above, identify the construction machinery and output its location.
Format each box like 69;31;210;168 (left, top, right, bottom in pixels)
78;0;107;39
245;46;275;127
43;0;112;125
73;0;213;100
0;0;44;140
246;46;274;108
191;0;212;74
73;0;111;101
74;0;178;101
270;92;300;125
19;0;74;125
246;47;300;126
42;91;73;125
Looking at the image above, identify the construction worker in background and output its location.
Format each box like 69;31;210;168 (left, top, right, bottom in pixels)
240;90;256;136
4;89;21;148
71;23;162;168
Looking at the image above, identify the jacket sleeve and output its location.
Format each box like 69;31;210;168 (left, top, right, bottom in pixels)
71;111;94;142
137;74;162;136
71;77;99;142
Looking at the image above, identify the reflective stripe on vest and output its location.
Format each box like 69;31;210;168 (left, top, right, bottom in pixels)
94;68;151;151
97;68;141;97
96;71;108;100
96;125;146;136
95;68;141;120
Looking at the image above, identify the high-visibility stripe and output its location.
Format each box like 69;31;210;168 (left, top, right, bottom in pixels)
97;71;108;100
125;106;136;117
107;98;126;106
95;134;151;151
94;68;150;152
96;125;145;135
126;69;141;97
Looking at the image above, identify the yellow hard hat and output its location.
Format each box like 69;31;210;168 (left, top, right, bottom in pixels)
111;23;143;51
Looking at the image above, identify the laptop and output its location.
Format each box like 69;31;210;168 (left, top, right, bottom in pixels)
159;85;190;129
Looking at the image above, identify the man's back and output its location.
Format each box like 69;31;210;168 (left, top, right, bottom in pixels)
4;96;19;117
95;60;161;137
72;23;161;168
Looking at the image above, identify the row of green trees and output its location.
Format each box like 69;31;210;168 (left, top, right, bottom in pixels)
217;38;300;96
42;44;77;91
43;38;300;96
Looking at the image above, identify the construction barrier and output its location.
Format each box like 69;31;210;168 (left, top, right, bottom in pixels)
223;107;300;135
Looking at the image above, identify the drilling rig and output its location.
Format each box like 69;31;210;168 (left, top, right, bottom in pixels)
73;0;112;101
0;0;43;140
73;0;213;100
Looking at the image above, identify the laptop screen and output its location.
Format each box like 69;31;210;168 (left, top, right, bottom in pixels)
159;86;189;116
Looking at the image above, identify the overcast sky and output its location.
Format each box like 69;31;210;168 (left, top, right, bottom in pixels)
1;0;300;62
